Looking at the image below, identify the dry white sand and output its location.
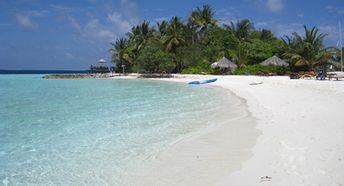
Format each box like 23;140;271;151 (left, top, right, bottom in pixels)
114;74;344;185
213;76;344;186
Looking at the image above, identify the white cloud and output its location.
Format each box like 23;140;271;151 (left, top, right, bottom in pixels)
256;21;268;28
49;4;74;12
318;25;342;43
65;0;139;44
154;16;172;23
67;16;82;32
66;16;115;42
27;10;49;17
65;52;74;59
215;7;238;24
266;0;285;13
155;8;165;12
15;14;35;29
325;5;344;15
338;9;344;14
253;20;303;38
83;19;115;42
257;20;342;45
107;13;132;33
117;0;139;26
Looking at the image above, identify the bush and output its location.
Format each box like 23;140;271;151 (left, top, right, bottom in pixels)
134;40;175;73
234;64;288;75
181;66;215;74
181;60;221;74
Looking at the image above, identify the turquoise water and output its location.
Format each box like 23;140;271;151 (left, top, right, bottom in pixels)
0;75;235;185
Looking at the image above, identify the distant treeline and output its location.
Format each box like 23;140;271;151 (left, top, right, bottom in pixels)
110;4;343;74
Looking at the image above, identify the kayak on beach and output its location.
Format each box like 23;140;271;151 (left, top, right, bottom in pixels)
188;78;217;85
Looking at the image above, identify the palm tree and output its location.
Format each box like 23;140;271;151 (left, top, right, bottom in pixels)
110;38;133;67
187;4;218;43
225;19;254;42
260;29;274;42
157;20;168;36
227;42;248;67
282;26;328;70
162;17;186;72
127;21;154;53
163;17;185;53
187;10;200;44
196;4;218;32
222;19;254;67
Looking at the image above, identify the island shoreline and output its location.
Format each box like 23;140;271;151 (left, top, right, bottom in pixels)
113;74;344;185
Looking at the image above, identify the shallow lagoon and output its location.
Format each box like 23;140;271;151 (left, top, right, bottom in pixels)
0;75;237;185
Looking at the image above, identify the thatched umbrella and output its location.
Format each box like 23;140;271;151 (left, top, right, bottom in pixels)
316;58;341;68
211;57;238;70
261;55;289;66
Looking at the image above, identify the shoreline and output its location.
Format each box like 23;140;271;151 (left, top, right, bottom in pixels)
109;74;261;185
129;81;260;186
113;74;344;185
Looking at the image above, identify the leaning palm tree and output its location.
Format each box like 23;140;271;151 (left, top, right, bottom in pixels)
282;26;328;70
110;38;133;67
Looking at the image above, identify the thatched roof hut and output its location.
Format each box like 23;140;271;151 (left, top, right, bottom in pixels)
211;57;238;70
261;55;289;66
316;58;341;68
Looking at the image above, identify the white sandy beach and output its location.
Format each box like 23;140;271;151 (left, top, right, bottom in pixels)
213;76;344;186
116;74;344;185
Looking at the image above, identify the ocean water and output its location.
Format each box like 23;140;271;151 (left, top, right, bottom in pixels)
0;75;237;185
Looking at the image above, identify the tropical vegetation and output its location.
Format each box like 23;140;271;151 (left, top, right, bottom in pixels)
110;4;342;74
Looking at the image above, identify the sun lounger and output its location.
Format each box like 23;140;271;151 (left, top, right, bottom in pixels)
327;72;344;80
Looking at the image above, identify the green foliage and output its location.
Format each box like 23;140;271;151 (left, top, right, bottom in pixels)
244;39;278;64
281;26;329;71
162;16;186;53
109;4;332;75
176;44;205;68
225;19;254;42
181;60;218;74
202;26;233;62
134;40;175;73
234;64;289;75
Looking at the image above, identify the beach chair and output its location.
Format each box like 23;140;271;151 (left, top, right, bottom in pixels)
327;72;344;81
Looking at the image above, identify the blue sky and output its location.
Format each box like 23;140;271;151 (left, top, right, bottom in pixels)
0;0;343;70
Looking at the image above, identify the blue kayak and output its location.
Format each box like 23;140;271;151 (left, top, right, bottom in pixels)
188;78;217;85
